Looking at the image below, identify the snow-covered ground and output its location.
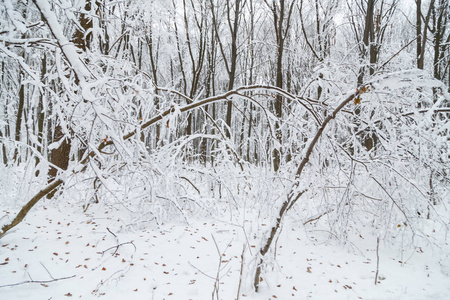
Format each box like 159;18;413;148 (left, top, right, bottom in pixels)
1;196;449;300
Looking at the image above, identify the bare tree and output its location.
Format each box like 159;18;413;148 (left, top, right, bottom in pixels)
210;0;244;138
416;0;436;69
264;0;296;171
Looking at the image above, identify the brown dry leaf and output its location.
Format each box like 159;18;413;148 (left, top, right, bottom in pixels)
41;284;49;287
64;292;72;297
102;267;106;271
5;257;9;261
307;267;312;273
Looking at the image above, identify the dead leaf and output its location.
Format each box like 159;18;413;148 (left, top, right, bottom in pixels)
64;292;72;297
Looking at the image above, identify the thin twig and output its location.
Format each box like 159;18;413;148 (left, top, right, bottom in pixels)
236;244;246;300
188;261;215;280
303;209;334;225
40;262;55;280
100;241;136;256
180;176;200;194
0;275;76;288
375;236;380;285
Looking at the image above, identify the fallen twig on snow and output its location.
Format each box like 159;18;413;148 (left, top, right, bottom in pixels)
0;275;76;288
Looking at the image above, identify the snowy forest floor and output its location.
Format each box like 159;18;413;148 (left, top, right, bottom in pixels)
1;196;449;300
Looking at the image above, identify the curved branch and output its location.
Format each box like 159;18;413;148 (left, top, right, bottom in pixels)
253;88;362;292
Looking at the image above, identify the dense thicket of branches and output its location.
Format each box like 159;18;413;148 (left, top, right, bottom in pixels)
1;0;449;292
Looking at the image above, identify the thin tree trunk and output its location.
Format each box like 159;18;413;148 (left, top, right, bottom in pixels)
254;88;362;292
13;75;25;164
35;53;47;175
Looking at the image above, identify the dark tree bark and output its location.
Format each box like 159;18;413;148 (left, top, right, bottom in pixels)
35;53;46;176
47;125;71;199
268;0;296;171
1;61;9;165
47;0;96;195
416;0;436;69
72;0;94;52
357;0;375;86
210;0;243;138
432;0;449;82
13;75;25;164
354;0;397;151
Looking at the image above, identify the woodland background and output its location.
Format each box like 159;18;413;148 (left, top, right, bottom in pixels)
0;0;449;297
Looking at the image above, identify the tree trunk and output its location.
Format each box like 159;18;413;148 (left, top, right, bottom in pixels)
13;75;25;164
35;53;47;176
47;125;71;199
